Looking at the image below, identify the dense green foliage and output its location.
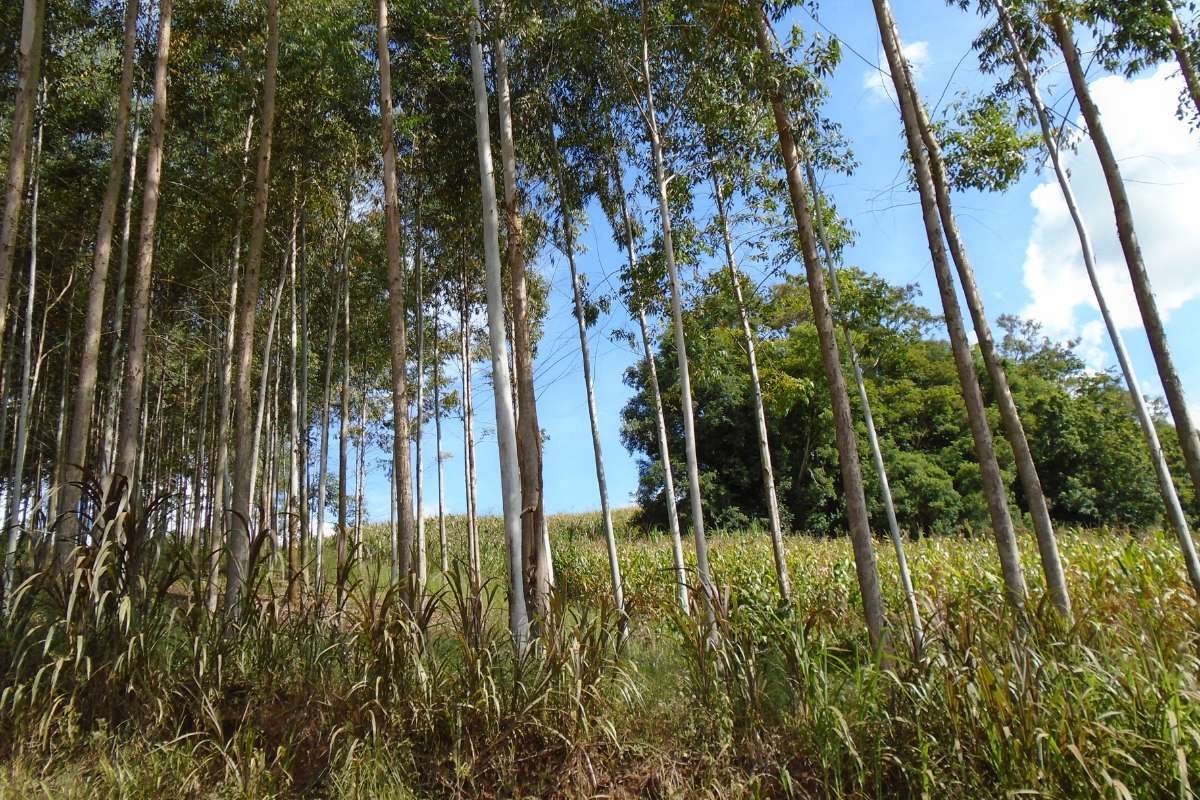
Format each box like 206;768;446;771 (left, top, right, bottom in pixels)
621;268;1198;536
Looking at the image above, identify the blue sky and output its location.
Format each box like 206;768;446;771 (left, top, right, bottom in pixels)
352;0;1200;523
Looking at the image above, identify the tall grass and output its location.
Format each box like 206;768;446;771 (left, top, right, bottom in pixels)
0;504;1196;797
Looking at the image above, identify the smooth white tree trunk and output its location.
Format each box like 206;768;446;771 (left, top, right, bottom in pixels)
467;0;529;647
999;1;1200;596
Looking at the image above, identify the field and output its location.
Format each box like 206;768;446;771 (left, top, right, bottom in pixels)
1;511;1197;798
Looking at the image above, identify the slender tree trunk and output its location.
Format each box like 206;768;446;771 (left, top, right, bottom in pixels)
191;349;211;571
609;145;688;612
0;0;44;372
1169;10;1200;123
806;161;924;649
56;0;141;572
207;228;244;613
287;201;301;605
390;466;398;585
46;333;70;538
460;285;480;590
996;1;1200;597
637;309;688;612
1053;11;1200;518
1;109;42;609
102;102;144;471
315;245;343;598
297;215;310;592
896;24;1070;618
376;0;416;609
709;170;791;603
434;310;448;574
414;216;428;600
468;0;530;648
226;0;280;614
355;388;365;552
869;0;1027;613
114;0;173;507
551;131;625;625
494;36;550;618
639;13;714;608
753;2;889;653
336;259;351;614
249;270;286;517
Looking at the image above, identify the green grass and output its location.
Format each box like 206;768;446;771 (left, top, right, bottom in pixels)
1;509;1197;798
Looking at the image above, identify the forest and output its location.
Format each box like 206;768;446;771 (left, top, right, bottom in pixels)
1;0;1199;796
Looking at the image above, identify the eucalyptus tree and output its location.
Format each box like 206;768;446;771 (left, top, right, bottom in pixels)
807;161;923;647
2;94;43;610
467;0;530;647
1047;5;1200;526
699;169;795;604
968;0;1200;595
376;0;417;608
492;8;551;619
607;146;688;612
596;0;719;607
55;0;140;573
226;0;280;612
548;125;627;626
741;1;889;650
114;0;173;527
870;0;1072;616
0;0;44;374
866;0;1031;613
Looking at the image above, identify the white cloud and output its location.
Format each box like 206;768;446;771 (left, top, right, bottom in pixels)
1021;64;1200;353
863;41;929;104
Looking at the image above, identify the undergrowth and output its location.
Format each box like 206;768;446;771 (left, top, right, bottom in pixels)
0;507;1197;798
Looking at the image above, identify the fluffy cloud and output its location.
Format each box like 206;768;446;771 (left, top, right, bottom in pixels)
862;41;929;103
1021;64;1200;367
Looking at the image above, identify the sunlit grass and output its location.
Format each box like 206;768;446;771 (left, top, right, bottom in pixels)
1;508;1196;797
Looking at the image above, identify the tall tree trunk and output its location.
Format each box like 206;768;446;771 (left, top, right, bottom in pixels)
551;131;625;625
709;169;791;604
114;0;173;509
610;146;688;612
806;161;924;650
206;179;246;613
414;213;427;599
226;0;280;614
753;2;889;654
355;388;365;551
297;214;310;592
467;0;530;649
249;270;287;518
376;0;416;609
287;200;301;605
314;245;343;598
1052;11;1200;521
1169;10;1200;123
494;36;550;618
869;0;1027;613
997;1;1199;596
191;349;211;572
639;11;714;608
56;0;141;572
460;284;480;590
1;107;42;609
637;309;688;613
894;25;1070;618
102;101;144;471
0;0;44;372
434;309;448;574
336;259;351;614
